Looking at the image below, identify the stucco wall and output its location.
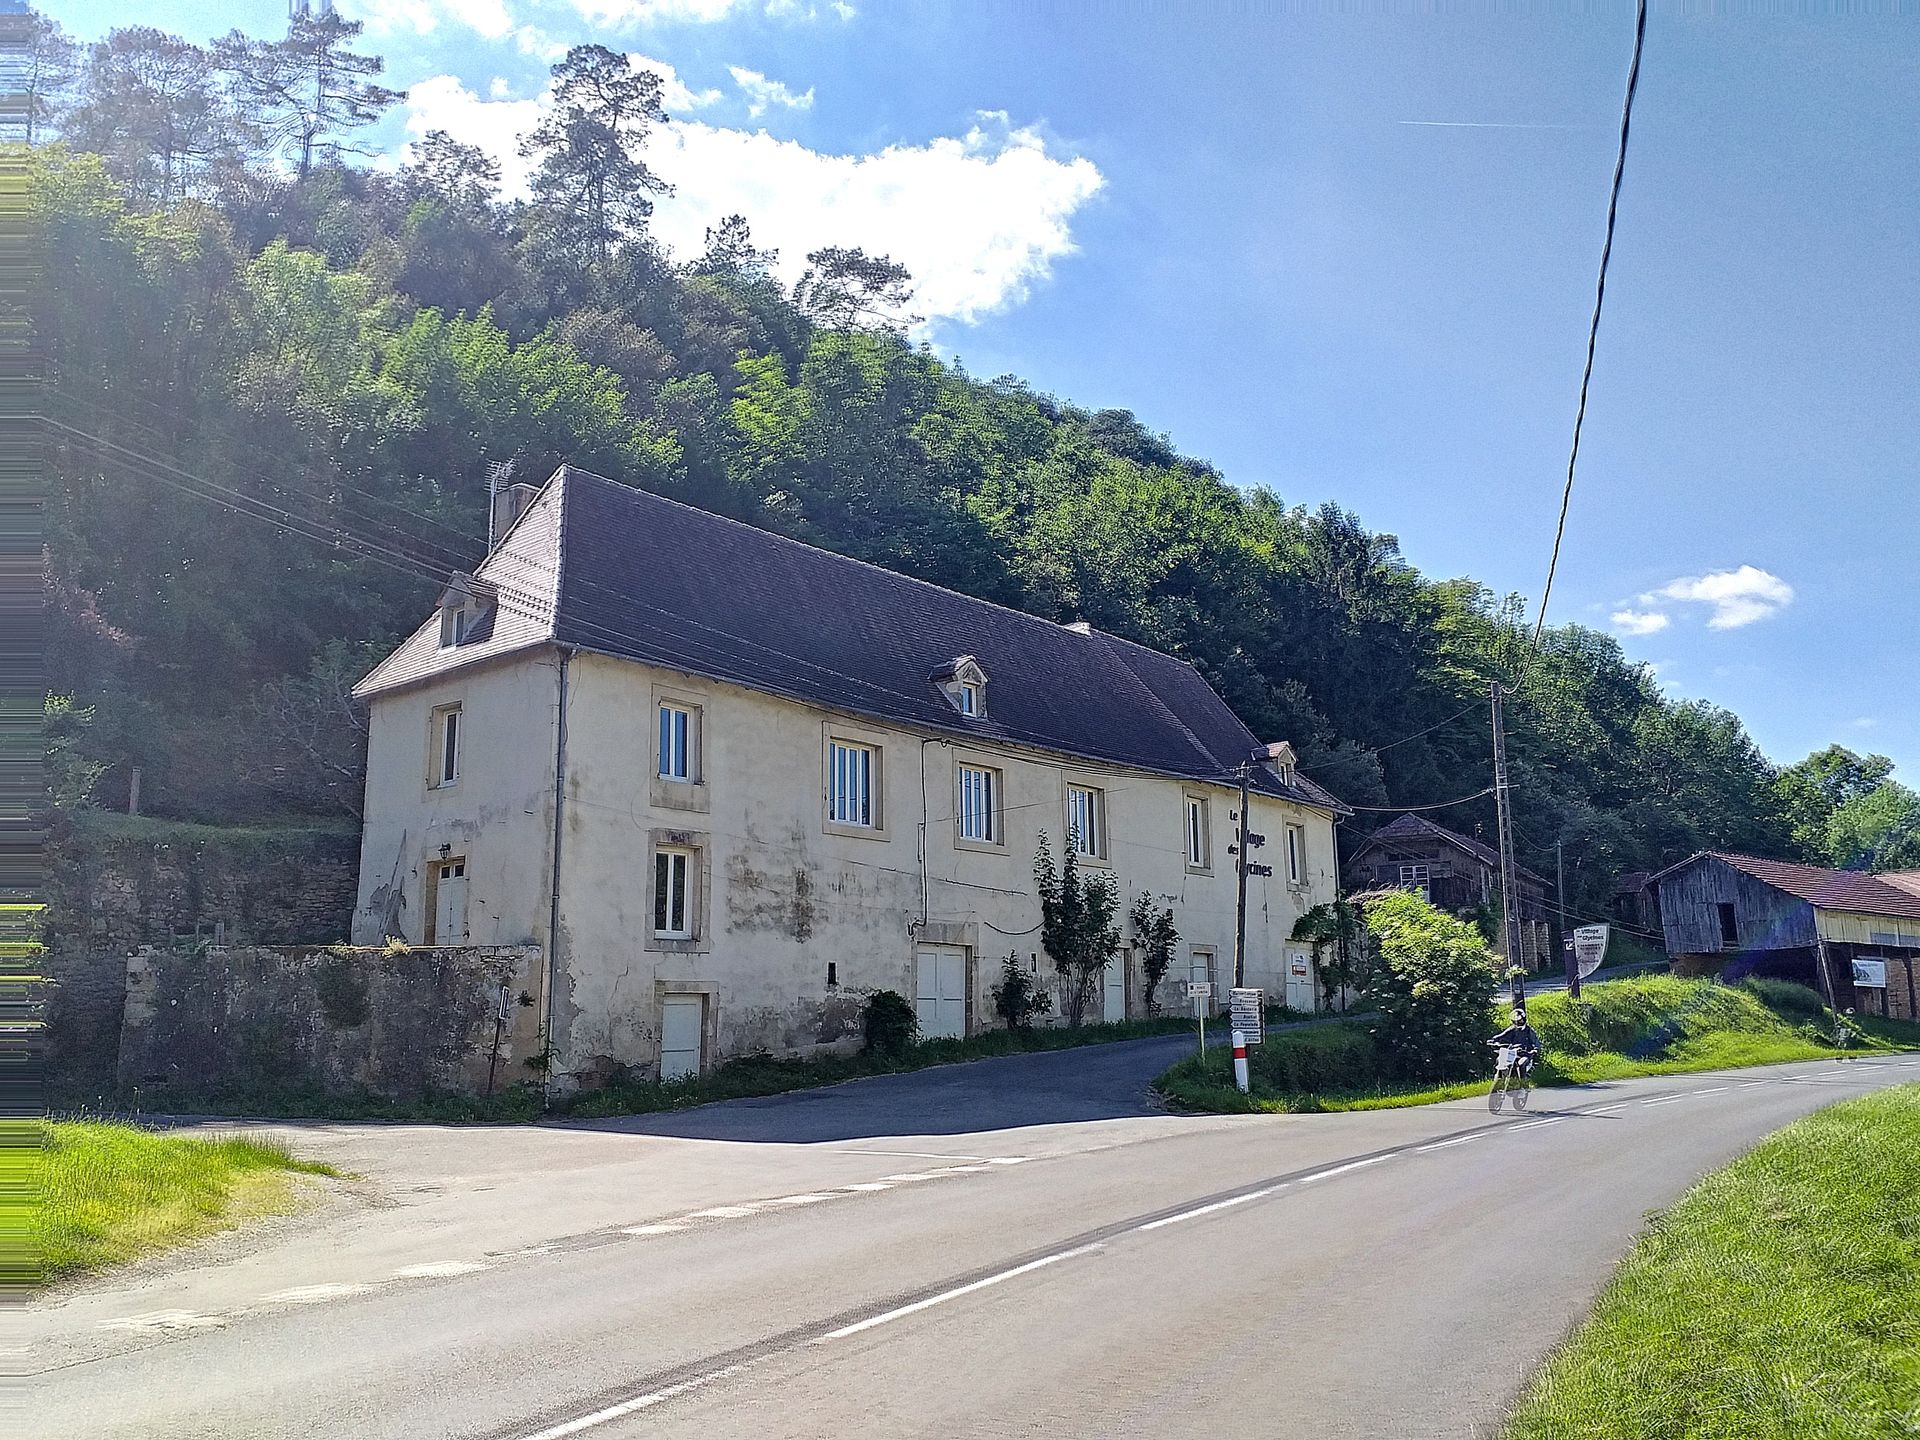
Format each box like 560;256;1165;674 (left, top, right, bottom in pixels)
358;647;1342;1087
118;944;544;1099
352;654;560;949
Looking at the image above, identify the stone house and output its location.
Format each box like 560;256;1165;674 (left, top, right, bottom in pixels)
351;467;1349;1088
1340;812;1553;969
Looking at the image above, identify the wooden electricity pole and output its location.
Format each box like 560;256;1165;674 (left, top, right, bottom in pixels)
1490;682;1525;1007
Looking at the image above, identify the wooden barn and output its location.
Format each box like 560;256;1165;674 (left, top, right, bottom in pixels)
1341;813;1554;970
1648;852;1920;1020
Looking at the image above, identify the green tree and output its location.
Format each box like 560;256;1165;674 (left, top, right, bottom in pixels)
1363;890;1499;1081
519;45;671;274
1128;892;1178;1015
216;13;402;181
1826;782;1920;872
1035;833;1121;1028
1775;746;1895;861
65;27;231;205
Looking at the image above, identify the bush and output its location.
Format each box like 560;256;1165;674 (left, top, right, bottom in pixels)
1363;890;1500;1081
989;953;1051;1030
862;989;917;1058
1249;1022;1379;1094
1739;976;1825;1021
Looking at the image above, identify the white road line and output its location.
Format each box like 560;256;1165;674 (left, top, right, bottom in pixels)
1512;1119;1562;1132
687;1205;759;1219
766;1194;833;1207
1690;1086;1731;1096
97;1311;226;1333
820;1245;1104;1341
393;1260;491;1279
1416;1133;1488;1153
984;1157;1030;1166
259;1283;375;1305
1585;1103;1628;1115
829;1149;994;1161
511;1365;744;1440
875;1171;953;1183
1640;1095;1687;1107
1295;1155;1390;1184
1135;1187;1280;1232
841;1182;893;1193
621;1224;686;1237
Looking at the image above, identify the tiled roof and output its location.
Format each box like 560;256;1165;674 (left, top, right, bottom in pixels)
1884;872;1920;902
1650;852;1920;922
1351;812;1548;886
358;468;1349;812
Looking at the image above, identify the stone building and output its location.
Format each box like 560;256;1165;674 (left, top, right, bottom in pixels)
351;467;1349;1088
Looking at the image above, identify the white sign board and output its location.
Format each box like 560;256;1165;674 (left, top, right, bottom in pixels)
1187;979;1213;1003
1290;953;1311;978
1852;958;1888;989
1229;988;1264;1045
1573;925;1610;979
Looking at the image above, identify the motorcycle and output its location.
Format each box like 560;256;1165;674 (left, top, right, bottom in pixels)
1488;1043;1533;1113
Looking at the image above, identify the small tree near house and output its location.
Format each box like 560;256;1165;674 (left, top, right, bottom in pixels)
1035;833;1121;1028
1362;890;1499;1082
990;952;1052;1031
1128;891;1179;1016
1292;899;1366;1013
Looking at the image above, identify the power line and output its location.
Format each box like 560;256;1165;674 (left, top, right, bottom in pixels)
1525;0;1649;666
1341;786;1495;814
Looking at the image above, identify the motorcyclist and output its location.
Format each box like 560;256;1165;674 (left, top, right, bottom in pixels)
1489;1008;1543;1078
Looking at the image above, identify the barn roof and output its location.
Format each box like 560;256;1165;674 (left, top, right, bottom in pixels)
1348;812;1548;886
357;467;1350;811
1648;852;1920;922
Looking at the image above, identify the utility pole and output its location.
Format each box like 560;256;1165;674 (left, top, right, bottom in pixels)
1232;760;1252;990
1490;683;1525;1008
1558;837;1578;1000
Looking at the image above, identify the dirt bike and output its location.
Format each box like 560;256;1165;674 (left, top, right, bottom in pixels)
1488;1043;1534;1113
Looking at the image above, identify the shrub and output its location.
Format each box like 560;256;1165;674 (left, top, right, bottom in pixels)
1363;890;1500;1081
1740;976;1825;1021
1248;1022;1379;1094
990;953;1051;1030
862;989;917;1058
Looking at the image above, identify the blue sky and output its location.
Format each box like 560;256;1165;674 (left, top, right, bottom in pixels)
61;0;1919;778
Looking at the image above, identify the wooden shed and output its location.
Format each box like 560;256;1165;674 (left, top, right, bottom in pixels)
1648;852;1920;1020
1341;813;1554;970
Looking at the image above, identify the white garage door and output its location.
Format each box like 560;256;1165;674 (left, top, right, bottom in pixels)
660;995;705;1080
915;945;969;1040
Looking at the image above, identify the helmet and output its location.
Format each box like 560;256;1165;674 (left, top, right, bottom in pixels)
1511;1008;1527;1023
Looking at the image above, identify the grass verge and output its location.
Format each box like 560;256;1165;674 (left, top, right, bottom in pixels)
565;1013;1214;1119
65;1011;1260;1124
1504;1084;1920;1440
1156;975;1920;1113
22;1120;336;1285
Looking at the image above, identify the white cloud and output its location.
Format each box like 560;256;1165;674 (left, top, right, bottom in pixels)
1649;565;1795;630
399;80;1104;332
1610;608;1670;636
1851;716;1880;730
566;0;855;24
345;0;517;41
729;66;814;118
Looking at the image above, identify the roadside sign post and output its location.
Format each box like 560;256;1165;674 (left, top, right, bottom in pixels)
1230;1031;1251;1093
1189;980;1211;1059
1227;989;1262;1094
1573;925;1610;982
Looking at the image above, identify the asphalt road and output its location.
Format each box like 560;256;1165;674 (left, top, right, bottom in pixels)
30;1050;1920;1440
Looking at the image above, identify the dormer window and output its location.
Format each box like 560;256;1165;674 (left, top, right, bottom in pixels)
434;574;497;650
930;655;988;719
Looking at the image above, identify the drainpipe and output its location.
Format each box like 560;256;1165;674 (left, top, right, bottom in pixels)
541;647;574;1106
918;737;939;927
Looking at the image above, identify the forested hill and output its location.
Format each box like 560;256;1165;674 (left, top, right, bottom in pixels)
34;16;1919;921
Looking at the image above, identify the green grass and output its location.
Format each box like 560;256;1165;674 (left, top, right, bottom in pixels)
19;1120;336;1285
566;1013;1208;1119
74;1013;1229;1124
1157;975;1920;1114
1504;1084;1920;1440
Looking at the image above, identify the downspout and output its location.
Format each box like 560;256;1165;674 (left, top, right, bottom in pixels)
918;738;937;926
542;647;574;1107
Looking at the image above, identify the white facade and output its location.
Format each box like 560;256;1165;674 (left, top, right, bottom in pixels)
354;647;1343;1087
